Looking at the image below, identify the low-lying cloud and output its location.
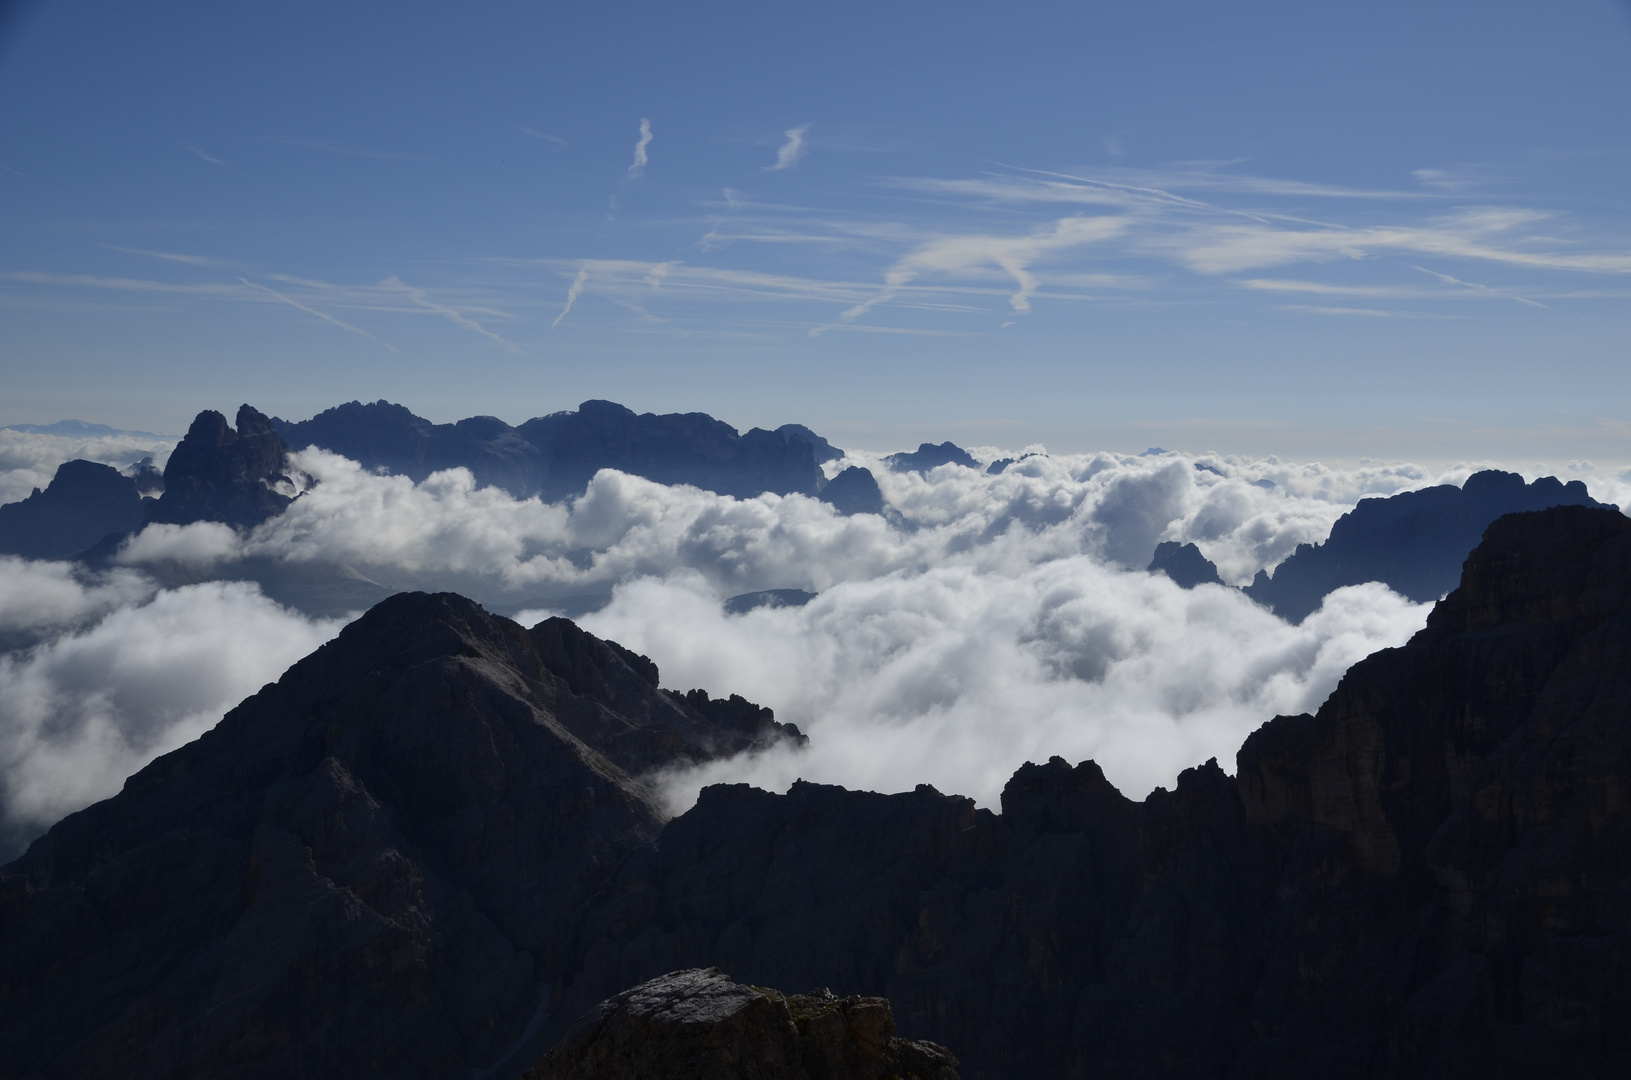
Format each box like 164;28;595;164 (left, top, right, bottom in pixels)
574;568;1429;814
0;574;346;858
7;438;1624;855
0;428;174;505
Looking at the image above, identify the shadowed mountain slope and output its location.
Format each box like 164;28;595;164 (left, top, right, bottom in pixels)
553;506;1631;1079
0;594;802;1080
0;459;148;559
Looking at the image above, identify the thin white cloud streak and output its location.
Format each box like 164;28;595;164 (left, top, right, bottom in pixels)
841;215;1127;321
1412;265;1550;310
0;577;346;849
766;125;810;171
105;246;220;267
240;277;400;351
519;126;567;149
627;118;652;179
376;275;519;351
183;143;226;165
552;267;590;328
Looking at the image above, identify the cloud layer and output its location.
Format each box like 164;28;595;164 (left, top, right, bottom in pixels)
0;570;345;857
6;438;1625;855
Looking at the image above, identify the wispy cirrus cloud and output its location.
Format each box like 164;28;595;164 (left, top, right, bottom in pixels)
182;143;226;166
519;126;567;149
238;277;399;351
376;276;518;351
839;214;1128;322
765;124;810;171
626;118;653;180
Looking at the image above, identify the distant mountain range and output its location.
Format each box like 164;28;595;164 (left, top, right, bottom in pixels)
1;419;172;440
4;505;1629;1077
1;398;1623;626
1147;470;1613;619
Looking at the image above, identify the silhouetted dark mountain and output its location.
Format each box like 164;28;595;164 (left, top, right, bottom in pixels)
884;442;978;474
1147;540;1223;589
774;424;844;465
985;453;1039;475
273;399;837;502
0;594;804;1079
723;588;818;615
1244;469;1612;622
818;465;886;516
517;400;825;502
274;399;545;497
5;508;1631;1076
0;460;147;559
149;404;294;528
553;506;1631;1079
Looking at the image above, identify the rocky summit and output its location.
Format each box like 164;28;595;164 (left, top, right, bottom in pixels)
2;505;1629;1079
0;593;803;1079
525;967;958;1080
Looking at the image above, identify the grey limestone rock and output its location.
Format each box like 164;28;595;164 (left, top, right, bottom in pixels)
524;966;958;1080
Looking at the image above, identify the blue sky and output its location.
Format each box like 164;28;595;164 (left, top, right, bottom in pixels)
2;0;1629;459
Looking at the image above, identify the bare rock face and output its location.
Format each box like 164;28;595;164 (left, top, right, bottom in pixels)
0;459;146;559
0;594;802;1080
525;967;958;1080
150;404;295;527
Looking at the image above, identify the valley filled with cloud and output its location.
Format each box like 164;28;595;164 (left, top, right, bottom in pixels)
6;428;1626;856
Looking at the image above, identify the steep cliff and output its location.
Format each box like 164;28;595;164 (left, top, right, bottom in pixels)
149;404;295;528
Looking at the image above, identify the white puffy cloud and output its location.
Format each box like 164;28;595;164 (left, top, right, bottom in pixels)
0;557;158;635
15;437;1622;853
0;429;175;505
576;560;1431;815
0;577;346;856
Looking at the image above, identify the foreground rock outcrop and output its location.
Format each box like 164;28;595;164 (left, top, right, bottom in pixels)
0;595;802;1079
525;967;957;1080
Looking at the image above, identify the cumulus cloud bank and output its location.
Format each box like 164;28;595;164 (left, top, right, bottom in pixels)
15;436;1616;849
0;570;345;857
0;428;174;504
575;568;1428;814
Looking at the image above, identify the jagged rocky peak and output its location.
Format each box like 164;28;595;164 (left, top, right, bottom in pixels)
0;593;801;1079
819;465;885;516
525;967;959;1080
150;403;295;528
884;442;977;474
1244;467;1615;622
1147;539;1223;589
0;458;146;559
